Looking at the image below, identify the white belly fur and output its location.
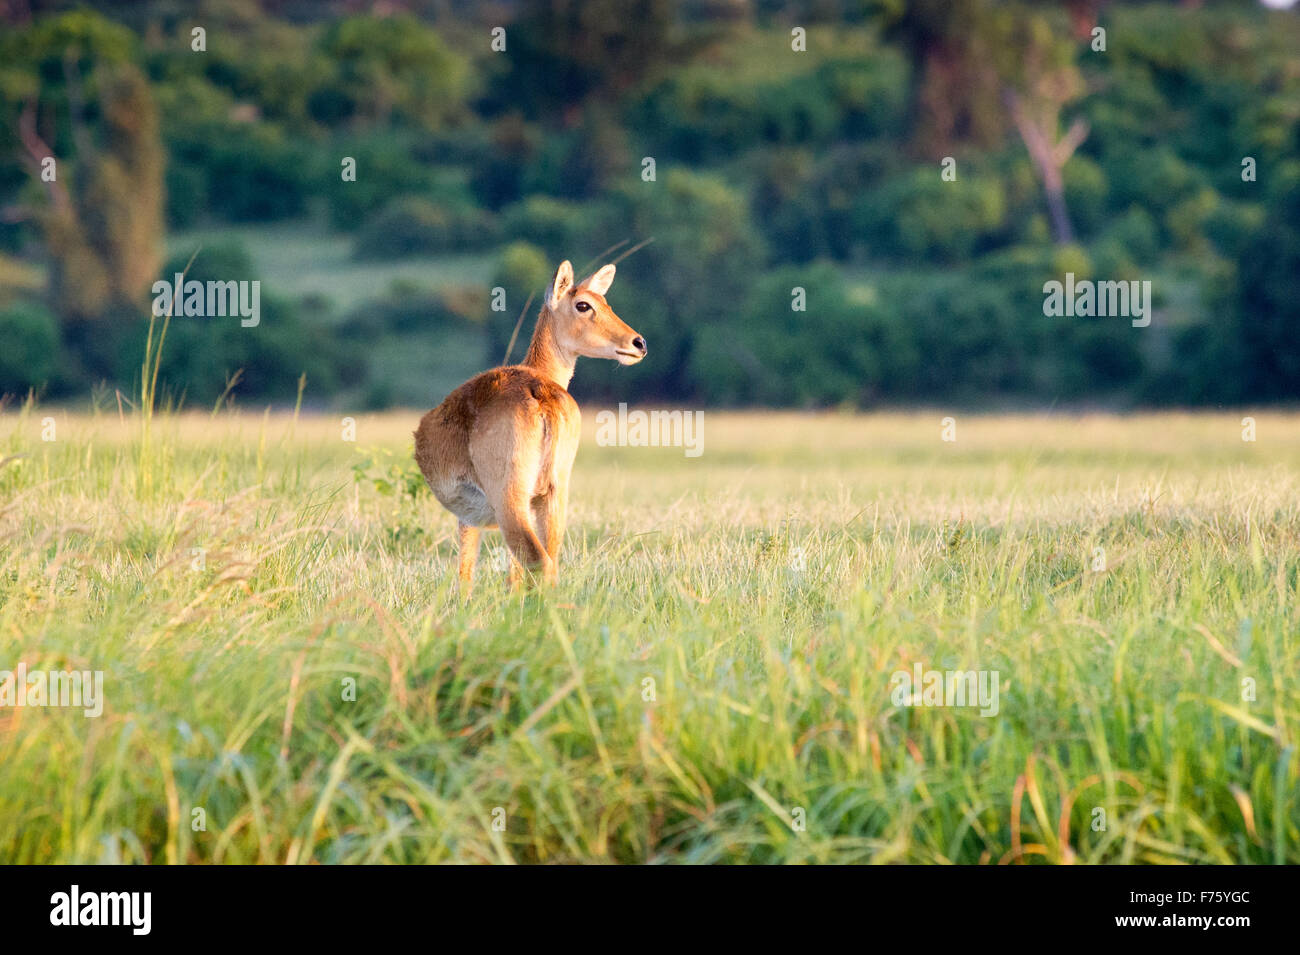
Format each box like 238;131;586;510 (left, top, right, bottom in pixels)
436;480;497;527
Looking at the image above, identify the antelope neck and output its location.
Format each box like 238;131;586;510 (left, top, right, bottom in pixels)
522;307;577;390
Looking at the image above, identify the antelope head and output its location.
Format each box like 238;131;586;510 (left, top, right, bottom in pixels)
546;260;646;366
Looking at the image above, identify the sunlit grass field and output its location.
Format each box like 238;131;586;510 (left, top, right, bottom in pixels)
1;406;1297;863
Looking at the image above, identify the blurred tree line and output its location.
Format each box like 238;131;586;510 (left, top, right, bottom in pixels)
0;0;1297;408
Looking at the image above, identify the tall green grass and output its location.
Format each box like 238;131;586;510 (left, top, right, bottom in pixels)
0;409;1296;863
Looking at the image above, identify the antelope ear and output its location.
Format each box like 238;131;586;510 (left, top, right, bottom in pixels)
581;263;616;297
548;260;575;305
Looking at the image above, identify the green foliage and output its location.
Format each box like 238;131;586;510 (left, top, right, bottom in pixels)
855;167;1008;262
339;281;488;339
319;136;442;229
1234;166;1300;401
1062;156;1107;238
1;12;163;319
577;169;768;401
495;240;553;296
755;142;904;263
1202;199;1263;261
351;444;428;499
494;0;680;117
1098;207;1161;266
468;114;538;210
3;3;1299;407
631;36;908;162
149;297;344;403
527;105;633;200
501;196;594;254
1;8;136;92
178;121;310;223
692;263;909;405
151;243;352;403
0;301;61;395
314;15;469;130
353;195;499;260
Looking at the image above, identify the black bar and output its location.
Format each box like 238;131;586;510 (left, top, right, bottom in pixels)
0;864;1280;942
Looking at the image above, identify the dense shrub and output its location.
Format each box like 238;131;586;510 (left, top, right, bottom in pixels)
151;243;353;403
313;15;469;131
352;196;499;260
854;168;1008;263
339;282;489;339
691;263;913;406
486;241;554;360
1233;168;1300;400
0;301;61;395
500;196;594;255
572;169;768;402
153;297;347;402
629;41;908;163
169;122;311;223
6;5;1300;408
468;114;539;211
319;137;442;230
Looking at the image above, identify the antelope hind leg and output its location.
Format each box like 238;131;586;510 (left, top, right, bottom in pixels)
457;521;481;598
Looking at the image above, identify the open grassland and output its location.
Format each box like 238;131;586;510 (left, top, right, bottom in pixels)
1;408;1297;863
167;222;496;312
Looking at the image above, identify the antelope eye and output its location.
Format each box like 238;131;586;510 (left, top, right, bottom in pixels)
575;301;592;313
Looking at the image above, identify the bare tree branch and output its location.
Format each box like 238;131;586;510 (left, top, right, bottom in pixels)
17;99;70;213
1053;118;1090;167
1003;85;1088;245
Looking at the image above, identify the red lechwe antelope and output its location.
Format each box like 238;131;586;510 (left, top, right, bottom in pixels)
415;259;646;593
